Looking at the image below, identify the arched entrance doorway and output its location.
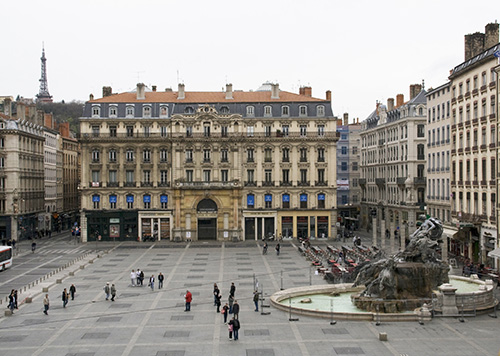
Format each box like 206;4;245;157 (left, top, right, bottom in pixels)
197;199;217;240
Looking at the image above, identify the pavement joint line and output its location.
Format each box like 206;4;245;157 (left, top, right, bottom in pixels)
212;241;225;356
29;245;155;356
436;317;493;356
366;322;400;356
121;243;189;356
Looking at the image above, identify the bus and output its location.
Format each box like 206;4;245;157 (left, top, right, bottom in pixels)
0;246;13;271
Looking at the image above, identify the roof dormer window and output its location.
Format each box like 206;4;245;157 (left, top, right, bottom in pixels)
109;105;117;118
160;105;168;118
92;105;101;118
264;106;272;117
246;106;254;117
184;106;194;114
317;105;325;117
143;105;151;118
126;105;134;118
299;105;307;117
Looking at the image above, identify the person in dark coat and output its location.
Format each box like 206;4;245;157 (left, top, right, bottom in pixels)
222;303;229;324
232;300;240;319
229;282;236;297
69;284;76;300
62;288;69;307
158;272;164;289
275;243;281;256
215;291;221;313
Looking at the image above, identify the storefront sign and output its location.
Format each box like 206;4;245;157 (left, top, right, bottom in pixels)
143;195;151;203
318;194;325;201
247;194;254;206
109;195;117;203
282;194;290;202
92;195;100;202
265;194;272;202
126;195;134;203
300;194;308;202
160;195;168;203
110;218;120;223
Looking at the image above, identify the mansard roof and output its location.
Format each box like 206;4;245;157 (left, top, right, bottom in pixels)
449;43;500;79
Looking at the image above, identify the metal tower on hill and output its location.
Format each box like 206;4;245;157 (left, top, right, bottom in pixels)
36;45;53;103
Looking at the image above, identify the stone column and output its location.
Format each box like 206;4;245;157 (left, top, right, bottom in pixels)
380;219;386;251
372;217;377;247
80;212;87;243
438;284;458;316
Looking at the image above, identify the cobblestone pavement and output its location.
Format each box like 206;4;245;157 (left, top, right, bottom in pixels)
0;240;499;356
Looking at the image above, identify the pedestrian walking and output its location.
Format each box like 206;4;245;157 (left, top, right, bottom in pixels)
184;290;192;311
14;290;18;309
228;319;234;340
110;284;116;301
149;275;155;290
229;316;240;340
69;284;76;300
229;282;236;297
222;303;229;324
130;269;136;286
31;242;36;253
215;291;221;313
263;242;268;255
136;269;141;286
62;288;69;308
233;300;240;319
139;270;144;286
275;242;280;256
43;294;50;315
253;290;259;312
8;290;15;313
158;272;164;289
213;283;220;305
228;294;234;314
104;282;111;300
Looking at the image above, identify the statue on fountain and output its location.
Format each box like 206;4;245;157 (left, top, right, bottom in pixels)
352;217;450;312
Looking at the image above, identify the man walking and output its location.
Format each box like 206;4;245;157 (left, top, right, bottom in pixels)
149;275;155;290
229;282;236;297
104;282;111;300
253;290;259;312
184;290;192;311
231;316;240;340
43;294;50;315
233;300;240;319
130;269;136;286
62;288;69;308
110;284;116;301
69;284;76;300
275;242;281;256
158;272;164;289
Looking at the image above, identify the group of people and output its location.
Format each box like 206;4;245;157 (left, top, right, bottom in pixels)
213;282;242;340
130;269;165;290
103;282;117;301
60;284;77;310
7;290;18;313
262;242;280;255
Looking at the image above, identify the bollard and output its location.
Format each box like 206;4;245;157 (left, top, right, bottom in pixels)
379;332;388;341
56;279;62;284
69;272;74;276
25;297;32;303
5;310;13;316
42;287;49;293
80;265;85;269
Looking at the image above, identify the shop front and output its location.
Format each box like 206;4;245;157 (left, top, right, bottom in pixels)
277;212;330;240
85;210;139;242
138;211;172;241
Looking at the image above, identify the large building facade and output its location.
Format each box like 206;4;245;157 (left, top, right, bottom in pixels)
78;83;338;242
449;23;499;264
360;85;427;245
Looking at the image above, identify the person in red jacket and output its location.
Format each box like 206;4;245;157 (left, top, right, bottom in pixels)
184;290;192;311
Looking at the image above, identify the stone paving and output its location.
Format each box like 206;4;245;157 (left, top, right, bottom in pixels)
0;240;499;356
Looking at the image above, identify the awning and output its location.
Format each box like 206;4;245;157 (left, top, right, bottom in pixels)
487;247;500;259
442;228;458;237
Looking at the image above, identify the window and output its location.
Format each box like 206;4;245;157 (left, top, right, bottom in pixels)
92;195;100;209
352;162;358;171
317;194;325;208
282;106;289;116
417;144;424;160
143;149;151;162
264;148;272;162
264;125;271;137
126;126;134;137
143;106;151;118
282;169;289;183
221;125;228;137
108;149;116;162
108;170;117;184
317;169;325;183
492;158;496;180
317;125;325;136
186;149;193;163
160;149;168;162
126;170;134;184
265;169;272;183
282;148;290;162
143;125;150;137
186;126;193;137
107;125;117;137
184;106;194;114
300;147;308;162
126;195;134;209
92;106;100;117
160;170;168;185
109;106;117;117
317;148;325;162
186;170;193;182
126;149;134;162
203;123;211;137
300;169;307;183
91;149;100;162
143;170;151;184
341;162;347;171
109;195;117;209
491;126;496;144
203;170;211;182
221;149;228;162
299;105;307;116
92;126;100;137
247;169;254;183
282;125;289;136
247;194;255;208
160;105;168;117
300;125;307;136
220;106;229;114
417;124;424;137
265;194;272;209
300;194;308;208
221;169;228;182
341;146;347;155
317;105;325;117
203;149;211;163
247;125;254;137
246;106;254;116
264;106;272;117
160;195;168;209
126;106;134;117
91;170;100;184
282;194;290;209
247;148;254;162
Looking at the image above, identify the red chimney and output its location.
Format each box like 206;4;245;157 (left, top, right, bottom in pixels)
396;94;404;107
326;90;331;101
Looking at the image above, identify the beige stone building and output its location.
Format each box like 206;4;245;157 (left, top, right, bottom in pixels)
360;85;427;250
449;23;499;264
59;122;80;230
78;83;338;242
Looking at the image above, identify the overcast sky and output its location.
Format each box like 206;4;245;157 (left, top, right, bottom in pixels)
2;0;499;120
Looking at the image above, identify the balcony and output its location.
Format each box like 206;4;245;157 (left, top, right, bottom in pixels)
358;178;366;186
480;85;487;92
480;144;487;151
107;182;119;187
472;89;478;96
175;180;238;189
247;158;254;163
375;178;386;186
414;177;426;185
244;181;256;187
489;143;496;149
458;148;463;153
464;120;471;126
90;181;101;187
472;180;478;186
472;118;478;124
315;180;328;186
158;181;171;187
298;181;310;186
124;182;135;187
397;177;407;185
317;157;325;162
480;116;487;123
490;180;496;186
451;149;456;154
280;181;292;187
464;91;471;99
141;182;153;187
490;81;496;89
472;145;478;152
465;180;471;185
299;158;308;162
282;157;290;163
262;181;275;187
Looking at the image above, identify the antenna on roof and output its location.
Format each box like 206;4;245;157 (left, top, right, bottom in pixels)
421;79;425;90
